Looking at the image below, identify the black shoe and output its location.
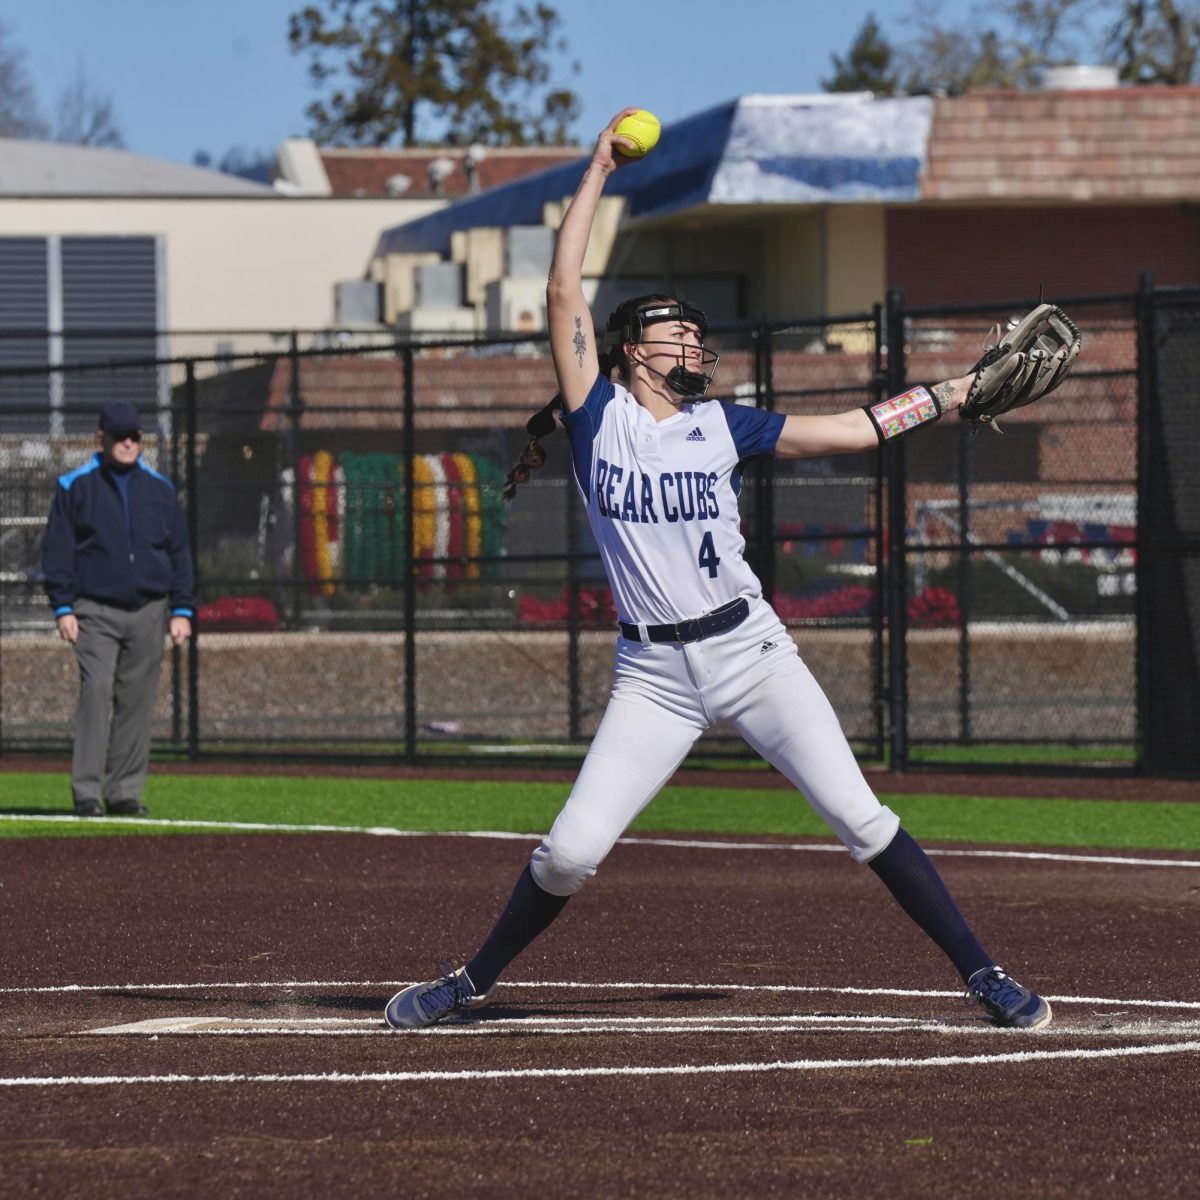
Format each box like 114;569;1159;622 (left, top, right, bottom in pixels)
106;800;149;816
74;800;104;817
966;965;1052;1029
384;966;495;1030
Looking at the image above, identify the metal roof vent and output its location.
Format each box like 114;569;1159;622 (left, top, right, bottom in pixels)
427;157;456;194
1040;64;1120;90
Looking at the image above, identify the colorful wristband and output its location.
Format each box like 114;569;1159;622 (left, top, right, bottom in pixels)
865;385;942;442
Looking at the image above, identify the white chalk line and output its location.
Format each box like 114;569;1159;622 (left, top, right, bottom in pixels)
80;1013;1200;1039
1;813;1196;868
4;1040;1199;1089
4;978;1199;1011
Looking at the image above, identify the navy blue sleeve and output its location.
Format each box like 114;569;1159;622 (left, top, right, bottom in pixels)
165;489;196;618
560;374;615;499
41;483;78;615
720;402;786;458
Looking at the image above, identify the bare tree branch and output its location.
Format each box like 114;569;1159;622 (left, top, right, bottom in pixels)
0;18;47;138
888;0;1199;92
55;62;125;148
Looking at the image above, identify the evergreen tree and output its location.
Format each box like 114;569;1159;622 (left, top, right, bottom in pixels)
288;0;581;146
823;14;899;94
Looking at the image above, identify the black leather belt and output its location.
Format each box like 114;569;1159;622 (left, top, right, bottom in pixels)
619;597;750;645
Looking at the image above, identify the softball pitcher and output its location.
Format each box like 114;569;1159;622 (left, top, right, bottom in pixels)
387;109;1053;1032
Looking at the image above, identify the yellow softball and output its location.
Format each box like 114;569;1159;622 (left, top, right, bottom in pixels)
614;109;661;158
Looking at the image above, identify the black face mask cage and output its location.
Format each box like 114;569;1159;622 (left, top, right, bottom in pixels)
629;340;720;396
604;297;717;396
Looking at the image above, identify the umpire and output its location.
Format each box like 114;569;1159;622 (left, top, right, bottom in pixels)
41;402;195;817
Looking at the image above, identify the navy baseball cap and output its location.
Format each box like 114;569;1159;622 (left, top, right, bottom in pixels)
98;403;142;434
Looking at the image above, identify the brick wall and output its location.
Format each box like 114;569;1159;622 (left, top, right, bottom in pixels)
887;205;1200;306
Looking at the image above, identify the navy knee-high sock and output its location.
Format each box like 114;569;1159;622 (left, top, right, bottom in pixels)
465;865;570;994
868;827;993;983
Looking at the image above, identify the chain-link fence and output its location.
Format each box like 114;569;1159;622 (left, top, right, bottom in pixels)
2;284;1194;775
895;292;1140;770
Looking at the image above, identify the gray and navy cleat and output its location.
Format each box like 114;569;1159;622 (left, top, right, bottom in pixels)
966;965;1052;1029
384;966;494;1030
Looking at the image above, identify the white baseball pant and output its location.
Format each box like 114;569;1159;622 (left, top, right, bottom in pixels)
529;598;900;895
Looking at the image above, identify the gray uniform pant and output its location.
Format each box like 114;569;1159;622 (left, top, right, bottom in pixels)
71;597;168;807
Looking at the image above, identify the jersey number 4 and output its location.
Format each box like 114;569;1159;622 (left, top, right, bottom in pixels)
698;531;721;579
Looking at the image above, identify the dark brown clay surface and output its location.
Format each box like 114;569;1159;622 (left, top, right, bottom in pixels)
1;827;1197;1197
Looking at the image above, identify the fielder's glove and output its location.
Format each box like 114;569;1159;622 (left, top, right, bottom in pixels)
960;302;1081;429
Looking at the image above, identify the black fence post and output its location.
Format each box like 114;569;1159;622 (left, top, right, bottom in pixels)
287;334;304;630
955;420;972;744
169;388;182;748
402;344;417;764
752;319;776;602
884;288;909;773
870;303;886;761
566;483;582;742
1134;270;1155;773
184;361;199;760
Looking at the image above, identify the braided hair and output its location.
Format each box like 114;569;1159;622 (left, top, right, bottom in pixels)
502;295;706;502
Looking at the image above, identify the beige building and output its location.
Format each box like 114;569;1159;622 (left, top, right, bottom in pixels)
4;78;1200;367
0;136;447;365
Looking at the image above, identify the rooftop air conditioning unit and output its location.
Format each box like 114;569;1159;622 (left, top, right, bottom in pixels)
485;277;547;333
414;261;464;308
394;307;478;338
504;226;555;278
335;280;383;326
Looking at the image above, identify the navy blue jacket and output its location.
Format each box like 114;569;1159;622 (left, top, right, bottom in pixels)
41;453;196;619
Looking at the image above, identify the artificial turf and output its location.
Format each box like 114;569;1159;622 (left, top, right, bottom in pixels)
0;771;1196;851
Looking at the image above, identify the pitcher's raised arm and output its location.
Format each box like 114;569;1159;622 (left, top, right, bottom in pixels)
547;109;639;413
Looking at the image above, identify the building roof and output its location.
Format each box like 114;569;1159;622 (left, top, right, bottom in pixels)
923;86;1200;201
0;138;274;197
373;93;936;256
374;86;1200;258
318;146;586;198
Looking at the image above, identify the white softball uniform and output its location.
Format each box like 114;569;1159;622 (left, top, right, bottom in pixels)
528;376;899;896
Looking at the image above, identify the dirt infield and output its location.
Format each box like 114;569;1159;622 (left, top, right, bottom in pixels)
1;831;1198;1197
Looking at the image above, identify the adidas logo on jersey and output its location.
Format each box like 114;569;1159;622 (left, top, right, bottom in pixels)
760;640;776;654
685;427;706;442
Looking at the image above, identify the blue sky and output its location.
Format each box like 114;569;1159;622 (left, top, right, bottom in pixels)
8;0;977;165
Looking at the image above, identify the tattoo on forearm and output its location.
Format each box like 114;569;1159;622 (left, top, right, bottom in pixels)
547;265;555;283
573;317;587;367
932;381;956;412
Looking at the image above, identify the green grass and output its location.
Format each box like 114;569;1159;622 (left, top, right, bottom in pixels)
907;743;1137;766
0;770;1195;852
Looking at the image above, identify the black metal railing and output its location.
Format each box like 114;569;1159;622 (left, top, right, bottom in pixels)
2;285;1192;776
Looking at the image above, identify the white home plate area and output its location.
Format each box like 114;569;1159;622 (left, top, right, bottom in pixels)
75;979;1200;1048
